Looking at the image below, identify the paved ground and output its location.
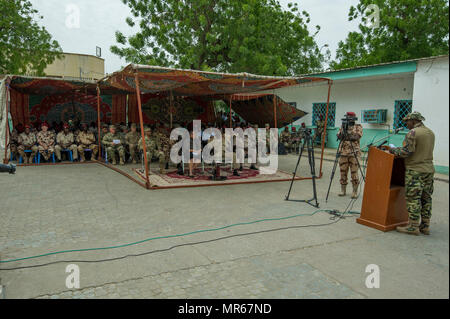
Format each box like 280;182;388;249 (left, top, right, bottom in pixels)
0;152;448;299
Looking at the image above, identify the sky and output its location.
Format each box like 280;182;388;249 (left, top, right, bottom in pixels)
29;0;361;74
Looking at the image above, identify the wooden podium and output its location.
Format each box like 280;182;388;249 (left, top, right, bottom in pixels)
357;147;409;231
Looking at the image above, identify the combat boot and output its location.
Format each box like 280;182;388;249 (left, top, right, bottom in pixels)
351;184;359;199
132;158;137;164
80;153;86;163
159;163;165;174
396;220;420;236
120;157;125;166
420;218;431;235
112;158;117;165
338;185;346;197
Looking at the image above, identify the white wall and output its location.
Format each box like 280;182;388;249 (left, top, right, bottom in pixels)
412;56;449;167
271;74;415;130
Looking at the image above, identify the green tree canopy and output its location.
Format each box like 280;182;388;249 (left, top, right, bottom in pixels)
111;0;326;76
0;0;62;76
331;0;449;70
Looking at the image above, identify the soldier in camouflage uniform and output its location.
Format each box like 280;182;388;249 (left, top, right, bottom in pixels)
389;112;435;236
125;123;140;164
55;123;78;162
313;115;326;145
10;127;19;161
102;125;126;165
138;127;166;173
280;127;292;154
77;123;98;162
290;126;302;154
18;125;38;164
155;125;173;171
36;122;56;162
337;112;363;199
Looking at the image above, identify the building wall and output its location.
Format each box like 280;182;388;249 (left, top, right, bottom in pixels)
412;56;449;171
271;74;415;151
44;53;105;80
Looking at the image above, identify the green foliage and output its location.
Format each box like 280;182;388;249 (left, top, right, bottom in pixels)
0;0;62;76
111;0;325;76
331;0;449;70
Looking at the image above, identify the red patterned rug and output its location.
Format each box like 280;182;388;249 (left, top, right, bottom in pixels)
132;165;300;189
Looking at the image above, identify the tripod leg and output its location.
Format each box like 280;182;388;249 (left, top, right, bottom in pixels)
285;141;306;200
350;143;366;182
325;140;343;202
307;135;319;207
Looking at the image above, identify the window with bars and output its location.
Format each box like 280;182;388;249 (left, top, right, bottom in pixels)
394;100;413;130
312;102;336;128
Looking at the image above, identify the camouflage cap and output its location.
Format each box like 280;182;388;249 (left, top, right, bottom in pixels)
144;127;152;132
403;112;425;122
109;125;116;130
130;123;137;129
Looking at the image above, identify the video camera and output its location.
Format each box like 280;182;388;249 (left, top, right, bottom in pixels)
338;113;358;141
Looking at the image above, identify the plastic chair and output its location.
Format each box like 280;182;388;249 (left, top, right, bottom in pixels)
61;149;73;162
19;150;37;164
37;152;56;164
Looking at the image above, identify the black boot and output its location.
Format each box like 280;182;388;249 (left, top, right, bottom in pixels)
233;169;240;176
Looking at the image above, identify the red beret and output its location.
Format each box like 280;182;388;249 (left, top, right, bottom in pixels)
291;127;297;132
25;124;31;129
41;122;49;128
346;112;356;117
63;124;69;129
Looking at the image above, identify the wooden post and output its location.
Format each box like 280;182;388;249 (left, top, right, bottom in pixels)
170;90;173;129
3;80;10;164
273;95;278;128
319;80;333;178
96;85;102;161
135;72;150;189
229;96;232;128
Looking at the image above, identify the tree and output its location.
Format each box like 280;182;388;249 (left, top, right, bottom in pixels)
331;0;449;70
111;0;326;76
0;0;62;75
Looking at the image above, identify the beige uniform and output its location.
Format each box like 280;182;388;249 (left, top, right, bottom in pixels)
55;132;78;160
77;131;98;160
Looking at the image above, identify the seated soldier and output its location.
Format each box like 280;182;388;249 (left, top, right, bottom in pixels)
37;122;56;162
10;126;19;161
138;127;166;174
77;123;98;162
280;126;292;154
55;123;78;162
17;124;38;164
102;125;126;165
125;123;140;164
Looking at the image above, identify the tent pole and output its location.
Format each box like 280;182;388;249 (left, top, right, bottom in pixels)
135;72;150;189
96;85;102;161
3;80;10;164
273;94;278;128
319;80;333;178
170;90;173;129
229;96;232;128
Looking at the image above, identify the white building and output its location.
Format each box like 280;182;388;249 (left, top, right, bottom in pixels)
271;55;449;174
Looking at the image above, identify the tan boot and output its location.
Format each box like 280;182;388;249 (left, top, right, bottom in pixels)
351;184;359;199
420;218;431;235
338;185;346;197
159;163;165;174
112;157;117;165
120;157;125;166
396;220;420;236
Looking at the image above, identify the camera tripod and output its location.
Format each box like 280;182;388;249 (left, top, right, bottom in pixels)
325;126;366;202
285;129;319;208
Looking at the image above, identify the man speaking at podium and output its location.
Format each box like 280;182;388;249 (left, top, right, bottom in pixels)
389;112;435;236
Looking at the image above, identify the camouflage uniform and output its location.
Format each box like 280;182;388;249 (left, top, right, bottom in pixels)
77;130;99;161
10;129;19;160
18;131;38;163
280;128;292;154
55;131;78;161
138;131;166;173
155;131;172;168
337;124;363;195
313;119;326;143
125;126;141;164
36;130;56;161
102;127;126;165
290;128;302;154
390;112;435;235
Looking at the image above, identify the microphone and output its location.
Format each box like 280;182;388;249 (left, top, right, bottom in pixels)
394;127;404;134
377;140;388;149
